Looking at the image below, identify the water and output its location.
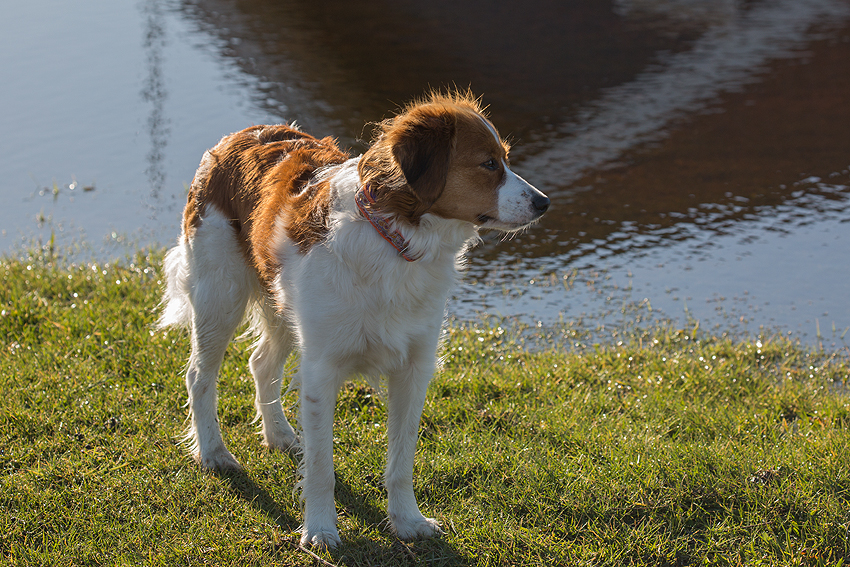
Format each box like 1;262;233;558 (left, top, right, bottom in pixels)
2;0;849;344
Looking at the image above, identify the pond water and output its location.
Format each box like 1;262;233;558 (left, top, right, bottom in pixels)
2;0;849;345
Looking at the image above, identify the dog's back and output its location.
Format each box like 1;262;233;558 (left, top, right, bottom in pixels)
181;125;349;288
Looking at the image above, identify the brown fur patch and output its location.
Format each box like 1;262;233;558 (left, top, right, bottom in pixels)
182;124;349;289
429;109;510;224
358;91;511;225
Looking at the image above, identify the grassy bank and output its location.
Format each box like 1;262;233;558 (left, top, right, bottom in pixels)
1;251;849;566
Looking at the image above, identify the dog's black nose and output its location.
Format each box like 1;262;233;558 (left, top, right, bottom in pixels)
532;194;550;214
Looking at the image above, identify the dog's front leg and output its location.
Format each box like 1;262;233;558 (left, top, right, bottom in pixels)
385;356;443;540
298;359;343;548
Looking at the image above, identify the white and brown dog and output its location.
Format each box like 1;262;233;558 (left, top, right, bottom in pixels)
158;92;549;547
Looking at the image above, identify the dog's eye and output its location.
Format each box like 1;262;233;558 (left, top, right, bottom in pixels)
481;158;498;171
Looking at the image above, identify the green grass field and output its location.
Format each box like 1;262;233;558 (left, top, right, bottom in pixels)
1;250;849;566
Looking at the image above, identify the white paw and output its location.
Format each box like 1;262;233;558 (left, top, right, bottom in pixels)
262;425;299;453
391;514;443;540
300;526;341;549
194;446;242;471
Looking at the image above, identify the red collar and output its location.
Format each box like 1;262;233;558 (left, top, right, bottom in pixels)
354;185;420;262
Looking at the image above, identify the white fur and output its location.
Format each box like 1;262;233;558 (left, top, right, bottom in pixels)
494;165;549;230
160;211;264;470
481;115;502;147
159;145;544;547
477;114;548;230
274;160;475;545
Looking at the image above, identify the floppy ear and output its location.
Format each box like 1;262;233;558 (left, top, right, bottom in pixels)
389;106;455;217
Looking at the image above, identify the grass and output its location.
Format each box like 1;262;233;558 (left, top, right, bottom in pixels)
1;249;849;566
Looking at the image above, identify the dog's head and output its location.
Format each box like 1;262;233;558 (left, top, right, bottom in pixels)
358;92;549;231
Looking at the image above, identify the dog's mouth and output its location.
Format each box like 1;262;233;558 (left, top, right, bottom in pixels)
475;214;545;233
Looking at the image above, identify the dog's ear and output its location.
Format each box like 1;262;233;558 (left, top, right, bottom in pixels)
389;105;455;217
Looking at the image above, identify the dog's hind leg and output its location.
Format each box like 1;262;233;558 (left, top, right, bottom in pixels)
249;305;298;452
182;213;253;471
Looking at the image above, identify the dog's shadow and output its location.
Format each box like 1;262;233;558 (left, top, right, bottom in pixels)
215;465;298;530
333;476;473;565
217;464;471;565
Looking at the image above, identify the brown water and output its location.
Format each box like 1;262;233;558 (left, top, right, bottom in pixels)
2;0;849;343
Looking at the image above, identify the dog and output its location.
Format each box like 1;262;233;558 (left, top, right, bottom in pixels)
158;91;549;547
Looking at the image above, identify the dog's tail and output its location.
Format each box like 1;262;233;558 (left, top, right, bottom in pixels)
157;238;193;330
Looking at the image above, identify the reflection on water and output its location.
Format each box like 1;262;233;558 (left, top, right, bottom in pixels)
522;0;850;186
614;0;740;27
141;0;169;203
1;0;849;343
174;0;718;141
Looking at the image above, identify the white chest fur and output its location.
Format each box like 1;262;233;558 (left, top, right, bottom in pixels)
277;212;476;378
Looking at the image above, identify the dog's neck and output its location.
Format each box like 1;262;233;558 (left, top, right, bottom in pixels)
354;184;421;262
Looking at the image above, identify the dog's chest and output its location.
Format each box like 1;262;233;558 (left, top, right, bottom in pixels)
347;266;451;373
343;255;455;329
284;247;457;371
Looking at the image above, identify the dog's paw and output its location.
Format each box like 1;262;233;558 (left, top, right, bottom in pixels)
391;514;443;540
193;446;242;472
300;526;341;549
262;426;299;454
